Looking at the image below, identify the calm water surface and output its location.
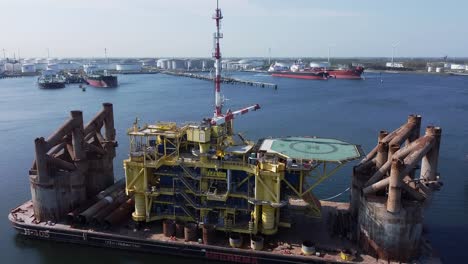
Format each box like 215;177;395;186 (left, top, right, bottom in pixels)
1;72;467;263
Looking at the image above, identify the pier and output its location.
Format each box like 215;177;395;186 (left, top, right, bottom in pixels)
161;70;278;89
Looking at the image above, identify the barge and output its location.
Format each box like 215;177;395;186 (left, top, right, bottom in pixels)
9;2;443;263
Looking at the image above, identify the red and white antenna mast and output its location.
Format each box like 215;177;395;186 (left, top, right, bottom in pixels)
210;0;260;126
213;0;223;117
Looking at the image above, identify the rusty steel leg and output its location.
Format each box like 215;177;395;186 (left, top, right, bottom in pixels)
34;137;49;182
387;159;404;213
420;126;442;181
375;142;389;168
70;111;85;161
103;103;116;141
406;115;421;178
389;115;419;147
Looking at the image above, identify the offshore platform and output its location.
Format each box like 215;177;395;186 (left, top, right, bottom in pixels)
9;1;443;263
124;1;361;236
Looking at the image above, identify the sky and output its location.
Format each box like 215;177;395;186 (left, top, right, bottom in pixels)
0;0;467;58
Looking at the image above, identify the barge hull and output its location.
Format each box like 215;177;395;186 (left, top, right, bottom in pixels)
10;214;340;264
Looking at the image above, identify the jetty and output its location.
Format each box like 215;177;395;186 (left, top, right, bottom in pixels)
161;70;278;89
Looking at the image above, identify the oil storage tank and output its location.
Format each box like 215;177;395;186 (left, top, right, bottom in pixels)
171;59;186;70
187;59;203;70
202;60;214;71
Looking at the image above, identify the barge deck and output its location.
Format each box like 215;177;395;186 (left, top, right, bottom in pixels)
10;200;394;264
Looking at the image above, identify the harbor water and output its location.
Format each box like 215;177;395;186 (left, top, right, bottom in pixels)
1;72;467;262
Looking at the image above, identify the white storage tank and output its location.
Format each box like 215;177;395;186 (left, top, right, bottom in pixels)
202;60;214;70
187;59;203;70
427;67;433;72
171;59;185;70
435;67;444;73
160;60;170;69
4;63;21;72
21;64;36;73
157;59;166;68
116;63;142;72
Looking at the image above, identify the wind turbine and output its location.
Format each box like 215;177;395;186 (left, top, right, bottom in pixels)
391;42;400;67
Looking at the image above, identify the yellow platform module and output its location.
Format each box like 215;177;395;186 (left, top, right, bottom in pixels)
124;118;362;236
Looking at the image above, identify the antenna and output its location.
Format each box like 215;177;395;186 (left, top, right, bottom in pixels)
2;49;5;59
47;48;50;59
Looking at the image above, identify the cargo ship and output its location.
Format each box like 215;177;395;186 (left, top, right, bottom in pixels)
325;66;364;79
9;2;443;264
269;60;329;80
85;71;118;88
270;70;329;80
37;74;66;89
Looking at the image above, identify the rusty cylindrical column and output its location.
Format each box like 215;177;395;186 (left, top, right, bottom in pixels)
202;224;215;245
420;126;442;181
406;114;421;145
184;222;198;241
376;142;389;168
163;219;176;237
70;111;88;207
406;115;421;178
102;103;115;141
34;137;49;182
387;159;404;213
70;111;85;161
175;221;185;238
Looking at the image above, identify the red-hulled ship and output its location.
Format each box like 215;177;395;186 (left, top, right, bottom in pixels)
325;66;364;79
269;60;329;80
85;73;118;88
270;71;329;80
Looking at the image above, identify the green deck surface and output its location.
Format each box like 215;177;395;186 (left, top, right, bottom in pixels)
270;137;362;162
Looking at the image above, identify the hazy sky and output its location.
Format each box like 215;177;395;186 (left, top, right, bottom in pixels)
1;0;467;58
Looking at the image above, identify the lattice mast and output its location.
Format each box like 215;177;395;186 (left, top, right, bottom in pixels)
213;0;223;117
210;0;260;125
